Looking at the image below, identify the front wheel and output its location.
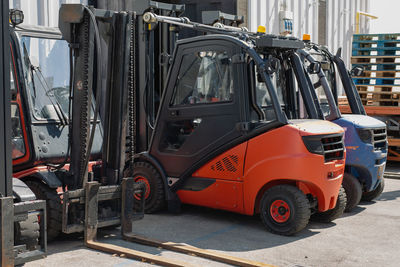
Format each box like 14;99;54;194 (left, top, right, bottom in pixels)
124;162;166;213
342;173;362;212
14;212;40;250
259;185;311;236
24;181;62;241
362;178;385;202
311;186;346;223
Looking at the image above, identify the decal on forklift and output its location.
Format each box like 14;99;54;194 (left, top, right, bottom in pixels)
346;146;359;151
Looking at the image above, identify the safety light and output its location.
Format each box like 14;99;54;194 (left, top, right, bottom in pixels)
9;9;24;26
257;25;266;34
302;34;311;41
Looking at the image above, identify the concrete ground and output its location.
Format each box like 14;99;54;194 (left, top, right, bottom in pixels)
24;178;400;267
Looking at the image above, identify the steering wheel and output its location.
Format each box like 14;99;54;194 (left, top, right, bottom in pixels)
46;86;69;97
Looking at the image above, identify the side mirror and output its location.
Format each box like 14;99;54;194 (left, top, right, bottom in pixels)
350;66;363;77
307;62;321;74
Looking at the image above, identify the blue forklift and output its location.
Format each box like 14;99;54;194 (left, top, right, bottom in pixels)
300;41;387;212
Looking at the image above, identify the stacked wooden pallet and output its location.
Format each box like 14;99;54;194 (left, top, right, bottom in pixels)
351;33;400;161
352;33;400;106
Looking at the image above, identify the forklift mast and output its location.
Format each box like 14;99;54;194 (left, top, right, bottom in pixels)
59;1;185;190
59;5;135;188
0;0;13;264
0;0;12;199
95;1;185;154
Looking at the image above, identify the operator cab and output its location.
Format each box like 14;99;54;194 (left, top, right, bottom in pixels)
150;34;288;180
149;33;344;188
10;24;102;171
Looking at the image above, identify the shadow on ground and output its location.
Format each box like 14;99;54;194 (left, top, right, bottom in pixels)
92;204;342;255
37;200;369;260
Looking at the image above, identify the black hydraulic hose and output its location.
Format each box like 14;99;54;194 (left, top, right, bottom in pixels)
81;6;103;183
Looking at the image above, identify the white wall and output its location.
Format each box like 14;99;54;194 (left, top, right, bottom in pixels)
9;0;87;27
369;0;400;34
248;0;371;69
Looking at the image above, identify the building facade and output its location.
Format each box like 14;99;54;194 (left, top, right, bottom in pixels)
9;0;371;81
243;0;371;68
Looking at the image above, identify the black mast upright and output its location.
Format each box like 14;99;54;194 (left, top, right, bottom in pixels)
0;1;15;266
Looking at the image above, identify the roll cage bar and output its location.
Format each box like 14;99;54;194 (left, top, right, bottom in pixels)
144;12;326;122
309;43;366;115
298;48;341;121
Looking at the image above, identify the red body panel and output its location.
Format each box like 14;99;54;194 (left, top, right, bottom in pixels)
10;44;31;166
178;121;346;215
177;142;247;213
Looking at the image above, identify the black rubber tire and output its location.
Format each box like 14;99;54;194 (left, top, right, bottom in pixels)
342;173;362;212
125;162;165;213
259;185;311;236
311;186;347;223
14;212;40;251
362;178;385;202
24;181;62;241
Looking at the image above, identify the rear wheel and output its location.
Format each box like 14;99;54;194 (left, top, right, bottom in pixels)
24;181;62;241
342;173;362;212
362;178;385;202
125;162;165;213
14;212;40;250
259;185;310;236
311;186;346;223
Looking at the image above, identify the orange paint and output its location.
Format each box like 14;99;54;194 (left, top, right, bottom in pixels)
10;43;31;166
178;121;345;215
346;146;359;151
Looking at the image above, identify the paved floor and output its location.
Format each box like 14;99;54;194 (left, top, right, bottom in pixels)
24;178;400;267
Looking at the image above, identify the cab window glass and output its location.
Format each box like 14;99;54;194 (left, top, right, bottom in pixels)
305;59;332;118
171;50;234;106
10;61;17;100
19;36;70;120
253;64;278;122
11;104;26;159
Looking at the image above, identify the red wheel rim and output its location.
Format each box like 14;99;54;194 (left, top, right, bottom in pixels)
134;176;151;200
270;200;291;223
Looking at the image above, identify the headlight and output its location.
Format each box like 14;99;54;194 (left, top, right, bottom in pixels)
356;128;372;143
9;9;24;26
302;136;324;155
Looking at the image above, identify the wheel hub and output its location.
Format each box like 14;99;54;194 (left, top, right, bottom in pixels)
134;176;151;200
270;200;291;223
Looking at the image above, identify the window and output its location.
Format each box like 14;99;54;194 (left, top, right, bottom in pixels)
19;36;70;120
11;104;26;159
171;50;234;106
252;64;278;122
10;61;17;100
304;57;332;118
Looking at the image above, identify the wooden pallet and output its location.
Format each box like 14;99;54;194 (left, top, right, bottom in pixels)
356;85;400;92
339;104;400;115
356;70;400;78
351;56;400;64
388;138;400;162
353;33;400;41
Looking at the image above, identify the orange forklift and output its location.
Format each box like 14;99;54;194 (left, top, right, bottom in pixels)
119;11;348;235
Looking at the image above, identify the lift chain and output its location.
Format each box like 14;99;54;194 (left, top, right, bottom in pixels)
128;12;136;165
78;13;91;187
